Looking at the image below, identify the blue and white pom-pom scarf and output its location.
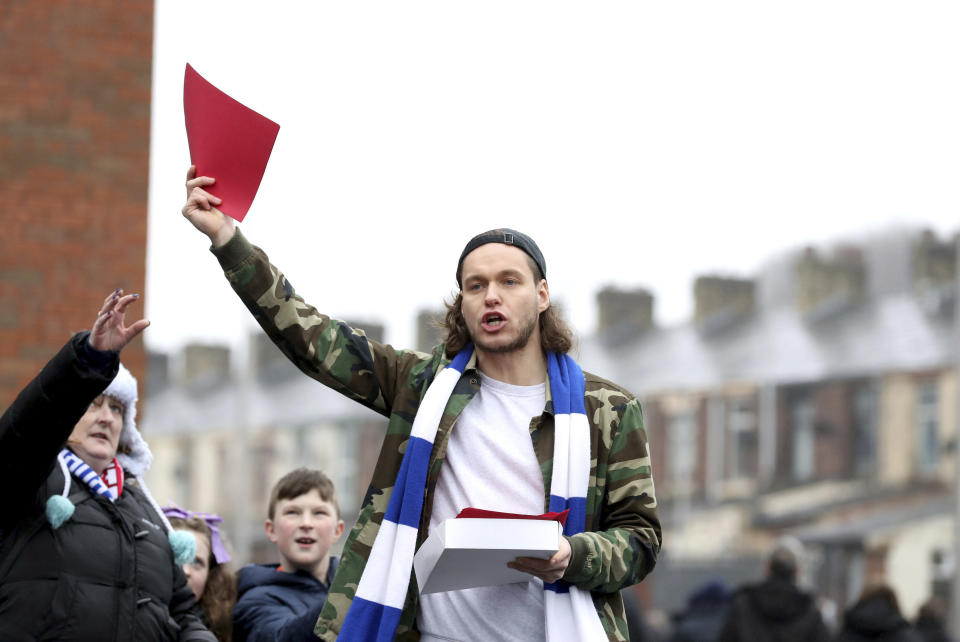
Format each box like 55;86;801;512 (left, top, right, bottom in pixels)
59;449;118;500
45;449;122;529
47;449;197;566
339;345;608;641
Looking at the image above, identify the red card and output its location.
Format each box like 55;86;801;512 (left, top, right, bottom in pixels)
455;507;570;527
183;63;280;222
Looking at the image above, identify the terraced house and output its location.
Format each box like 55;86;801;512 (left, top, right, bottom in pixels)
579;227;957;619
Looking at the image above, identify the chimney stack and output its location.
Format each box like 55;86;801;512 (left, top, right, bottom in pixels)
416;308;445;353
693;276;755;334
793;246;866;321
180;343;231;386
911;229;957;315
595;286;654;343
146;351;170;395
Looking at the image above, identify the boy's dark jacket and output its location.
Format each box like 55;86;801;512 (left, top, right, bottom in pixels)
233;557;339;642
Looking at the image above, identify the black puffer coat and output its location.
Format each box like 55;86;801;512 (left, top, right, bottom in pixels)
0;333;215;642
835;594;922;642
717;577;828;642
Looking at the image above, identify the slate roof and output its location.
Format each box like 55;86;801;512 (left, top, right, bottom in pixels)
580;229;956;396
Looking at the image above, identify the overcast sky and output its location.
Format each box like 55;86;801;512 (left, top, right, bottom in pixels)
145;1;960;355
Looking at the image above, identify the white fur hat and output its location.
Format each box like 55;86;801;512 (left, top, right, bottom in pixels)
52;362;192;562
102;363;153;477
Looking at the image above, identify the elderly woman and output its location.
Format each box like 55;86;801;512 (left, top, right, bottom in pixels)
0;290;215;642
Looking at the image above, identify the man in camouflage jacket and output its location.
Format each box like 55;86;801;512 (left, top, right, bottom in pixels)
182;169;661;641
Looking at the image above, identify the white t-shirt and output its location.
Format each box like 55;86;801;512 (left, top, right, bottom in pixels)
417;372;547;642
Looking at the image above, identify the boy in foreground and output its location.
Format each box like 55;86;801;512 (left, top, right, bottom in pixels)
233;468;344;642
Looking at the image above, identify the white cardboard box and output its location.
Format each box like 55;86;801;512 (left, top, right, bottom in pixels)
414;517;562;595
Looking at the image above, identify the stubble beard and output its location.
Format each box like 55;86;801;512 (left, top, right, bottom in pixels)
473;306;540;355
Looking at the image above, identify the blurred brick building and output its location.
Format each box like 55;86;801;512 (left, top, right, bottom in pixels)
0;1;154;410
581;227;959;619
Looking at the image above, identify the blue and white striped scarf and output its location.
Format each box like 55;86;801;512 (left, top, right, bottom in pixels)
339;346;607;641
52;448;185;546
59;449;118;500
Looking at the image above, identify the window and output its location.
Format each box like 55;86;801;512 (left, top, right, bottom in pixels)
726;398;758;479
294;424;311;468
792;398;815;481
930;549;952;604
215;439;231;508
915;380;939;474
853;384;878;475
173;438;194;505
668;412;696;495
252;439;276;508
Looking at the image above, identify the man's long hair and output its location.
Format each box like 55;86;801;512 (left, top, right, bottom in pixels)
441;259;574;358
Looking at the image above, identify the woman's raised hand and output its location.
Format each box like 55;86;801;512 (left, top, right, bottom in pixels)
89;289;150;352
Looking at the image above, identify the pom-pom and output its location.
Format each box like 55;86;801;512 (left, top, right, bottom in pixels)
169;529;197;566
46;495;75;529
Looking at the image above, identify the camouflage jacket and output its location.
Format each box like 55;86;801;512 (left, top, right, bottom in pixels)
213;230;661;641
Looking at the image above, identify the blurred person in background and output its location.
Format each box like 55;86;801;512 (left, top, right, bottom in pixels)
165;505;238;642
913;596;952;642
0;290;215;641
833;583;921;642
717;537;828;642
621;587;666;642
670;579;731;642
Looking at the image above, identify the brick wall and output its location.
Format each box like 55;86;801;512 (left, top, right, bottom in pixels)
0;1;153;410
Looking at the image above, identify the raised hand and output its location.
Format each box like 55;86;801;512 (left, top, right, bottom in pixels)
182;165;236;247
89;289;150;353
